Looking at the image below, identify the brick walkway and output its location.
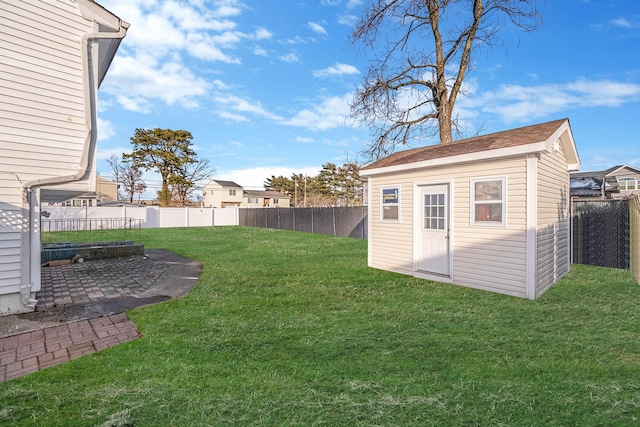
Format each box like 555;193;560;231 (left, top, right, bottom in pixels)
0;313;140;383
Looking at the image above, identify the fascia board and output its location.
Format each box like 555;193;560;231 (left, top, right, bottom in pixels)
76;0;129;30
545;120;581;171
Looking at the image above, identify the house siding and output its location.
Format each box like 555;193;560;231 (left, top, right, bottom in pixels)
1;1;89;183
0;0;95;304
368;157;529;297
536;145;571;297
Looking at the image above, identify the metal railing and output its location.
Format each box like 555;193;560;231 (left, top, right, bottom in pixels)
41;217;144;232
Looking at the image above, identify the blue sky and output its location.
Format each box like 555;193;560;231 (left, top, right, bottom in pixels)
96;0;640;195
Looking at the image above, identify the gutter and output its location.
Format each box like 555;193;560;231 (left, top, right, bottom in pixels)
19;21;128;309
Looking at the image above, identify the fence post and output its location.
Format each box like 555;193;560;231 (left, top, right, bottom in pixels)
332;207;336;237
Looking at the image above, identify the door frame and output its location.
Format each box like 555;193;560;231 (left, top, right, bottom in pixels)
413;180;453;283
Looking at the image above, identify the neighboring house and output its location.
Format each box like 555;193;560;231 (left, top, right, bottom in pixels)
242;190;290;208
360;118;580;300
58;176;119;207
570;165;640;200
0;0;128;315
202;180;243;207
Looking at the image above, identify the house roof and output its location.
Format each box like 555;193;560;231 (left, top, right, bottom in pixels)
572;164;640;179
243;190;289;198
211;180;243;188
361;118;580;176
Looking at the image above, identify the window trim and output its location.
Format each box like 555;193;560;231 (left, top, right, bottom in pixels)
470;177;507;226
380;186;400;222
619;177;637;191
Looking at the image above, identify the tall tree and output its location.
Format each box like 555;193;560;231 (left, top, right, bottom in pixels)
351;0;540;159
106;154;146;203
123;128;196;206
264;175;294;195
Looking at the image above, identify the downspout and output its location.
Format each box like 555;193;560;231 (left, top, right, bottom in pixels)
19;22;128;309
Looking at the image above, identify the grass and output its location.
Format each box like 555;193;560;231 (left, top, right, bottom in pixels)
3;226;640;426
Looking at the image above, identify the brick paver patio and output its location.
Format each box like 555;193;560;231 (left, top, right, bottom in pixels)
0;313;140;383
0;250;201;383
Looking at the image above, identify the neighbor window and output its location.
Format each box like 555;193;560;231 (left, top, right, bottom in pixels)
381;187;399;221
619;178;637;191
229;189;236;196
248;197;259;204
471;178;506;225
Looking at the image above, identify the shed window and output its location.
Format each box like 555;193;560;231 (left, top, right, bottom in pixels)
381;187;399;221
471;178;506;225
619;178;637;190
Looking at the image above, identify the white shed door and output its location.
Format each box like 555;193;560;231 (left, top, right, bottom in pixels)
417;185;450;276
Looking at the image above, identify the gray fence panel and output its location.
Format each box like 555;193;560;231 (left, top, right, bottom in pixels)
312;208;335;236
278;208;295;231
254;208;268;228
239;207;367;239
265;208;280;229
334;206;368;239
293;208;313;233
572;200;630;269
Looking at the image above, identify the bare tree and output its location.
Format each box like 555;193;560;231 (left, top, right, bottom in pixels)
170;157;215;206
351;0;540;159
106;154;146;203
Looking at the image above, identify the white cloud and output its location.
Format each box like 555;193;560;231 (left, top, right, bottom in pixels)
296;136;315;143
461;78;640;123
279;52;300;63
254;27;273;40
611;17;633;28
214;94;284;121
337;14;358;26
283;94;352;130
312;62;360;78
97;0;272;113
218;111;251;122
253;46;268;56
308;22;328;36
97;117;116;141
104;53;211;111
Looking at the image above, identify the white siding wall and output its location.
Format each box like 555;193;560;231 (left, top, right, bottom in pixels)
536;146;570;296
0;0;92;299
368;156;529;297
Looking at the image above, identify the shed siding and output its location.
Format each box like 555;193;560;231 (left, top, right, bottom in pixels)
0;0;92;297
368;157;529;297
536;146;570;296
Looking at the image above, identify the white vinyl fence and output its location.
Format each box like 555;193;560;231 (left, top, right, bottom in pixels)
41;206;239;230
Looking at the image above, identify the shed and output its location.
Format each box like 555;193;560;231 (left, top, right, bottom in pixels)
360;119;580;299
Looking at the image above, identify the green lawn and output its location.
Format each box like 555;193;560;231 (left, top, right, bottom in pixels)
3;226;640;426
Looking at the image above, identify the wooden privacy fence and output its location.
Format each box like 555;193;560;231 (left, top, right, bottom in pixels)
571;199;630;270
239;207;368;239
630;195;640;283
